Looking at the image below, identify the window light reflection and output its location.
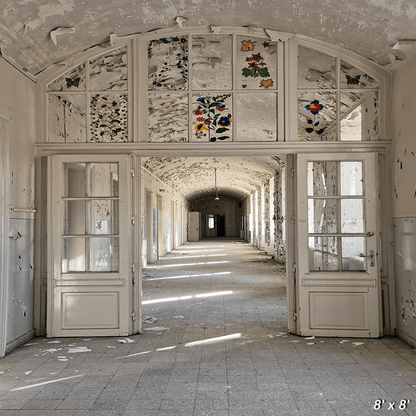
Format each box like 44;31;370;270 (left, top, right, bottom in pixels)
146;271;232;281
142;291;233;305
174;246;225;250
185;333;242;347
160;254;227;260
172;248;225;253
146;261;229;269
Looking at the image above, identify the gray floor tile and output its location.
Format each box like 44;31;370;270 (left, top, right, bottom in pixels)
1;241;416;416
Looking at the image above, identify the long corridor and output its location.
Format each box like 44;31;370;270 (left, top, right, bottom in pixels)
0;240;415;415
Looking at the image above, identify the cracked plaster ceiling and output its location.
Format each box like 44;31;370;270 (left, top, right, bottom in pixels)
0;0;415;76
142;156;283;201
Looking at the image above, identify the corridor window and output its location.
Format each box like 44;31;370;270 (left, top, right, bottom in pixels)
208;215;215;229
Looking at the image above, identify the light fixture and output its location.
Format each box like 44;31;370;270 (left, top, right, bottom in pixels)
214;168;220;201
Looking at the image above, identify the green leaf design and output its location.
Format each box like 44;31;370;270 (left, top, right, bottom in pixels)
216;128;229;134
242;68;253;77
257;67;270;77
216;136;229;140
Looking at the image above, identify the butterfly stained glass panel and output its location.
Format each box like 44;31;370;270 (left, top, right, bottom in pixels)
340;61;380;89
48;64;86;91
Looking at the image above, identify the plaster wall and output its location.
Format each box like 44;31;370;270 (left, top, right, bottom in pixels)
141;167;189;267
392;53;416;347
0;60;36;351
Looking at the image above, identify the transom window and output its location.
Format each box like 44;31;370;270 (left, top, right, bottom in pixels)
43;29;384;144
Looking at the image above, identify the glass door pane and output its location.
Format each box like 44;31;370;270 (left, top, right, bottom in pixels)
306;160;366;272
62;162;120;273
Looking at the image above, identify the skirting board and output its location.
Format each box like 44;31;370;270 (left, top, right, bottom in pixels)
396;328;416;349
5;329;36;355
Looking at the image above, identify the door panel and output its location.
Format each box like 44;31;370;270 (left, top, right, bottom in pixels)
188;212;200;241
48;155;131;337
297;153;380;338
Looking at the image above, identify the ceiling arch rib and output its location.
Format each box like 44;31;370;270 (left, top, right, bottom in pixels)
141;156;283;200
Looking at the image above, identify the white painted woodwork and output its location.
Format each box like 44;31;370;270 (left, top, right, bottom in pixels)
48;155;132;337
297;153;380;337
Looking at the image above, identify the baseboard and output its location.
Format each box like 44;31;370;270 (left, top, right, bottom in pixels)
395;328;416;349
5;329;36;354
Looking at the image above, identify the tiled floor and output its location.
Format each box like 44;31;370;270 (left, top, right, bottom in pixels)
0;239;415;416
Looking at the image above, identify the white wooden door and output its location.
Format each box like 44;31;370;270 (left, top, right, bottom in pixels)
188;212;200;242
48;155;132;337
297;153;380;338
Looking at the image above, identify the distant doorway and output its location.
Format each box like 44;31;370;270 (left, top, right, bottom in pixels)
218;215;226;237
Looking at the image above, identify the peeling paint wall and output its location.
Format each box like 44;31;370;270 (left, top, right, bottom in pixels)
7;219;34;344
274;168;286;264
392;53;416;347
0;59;36;350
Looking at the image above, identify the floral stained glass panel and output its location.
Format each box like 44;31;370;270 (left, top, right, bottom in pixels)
148;36;188;90
90;94;128;142
236;36;277;90
148;94;188;142
236;93;277;141
90;47;127;91
192;34;232;90
298;92;337;141
298;46;336;89
191;94;232;142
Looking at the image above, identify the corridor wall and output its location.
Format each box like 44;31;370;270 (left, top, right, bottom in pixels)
0;60;36;355
141;167;189;268
392;53;416;348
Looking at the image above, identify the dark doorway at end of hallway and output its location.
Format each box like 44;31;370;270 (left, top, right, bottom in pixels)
217;214;225;237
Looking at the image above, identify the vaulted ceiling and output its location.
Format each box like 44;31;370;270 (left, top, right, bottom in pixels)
1;0;415;76
142;156;283;201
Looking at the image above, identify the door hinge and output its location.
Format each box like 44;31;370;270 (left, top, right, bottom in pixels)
131;168;135;177
291;168;295;177
130;312;136;321
131;216;135;225
293;312;298;320
132;278;136;285
132;263;136;273
291;216;295;224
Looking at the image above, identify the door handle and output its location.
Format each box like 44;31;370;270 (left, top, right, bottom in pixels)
359;250;375;267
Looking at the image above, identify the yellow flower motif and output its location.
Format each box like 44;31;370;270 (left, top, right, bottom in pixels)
195;123;208;132
241;40;255;52
260;79;273;88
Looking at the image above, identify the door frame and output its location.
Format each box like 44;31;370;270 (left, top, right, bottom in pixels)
47;154;133;337
35;142;392;338
296;152;381;337
0;116;10;357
